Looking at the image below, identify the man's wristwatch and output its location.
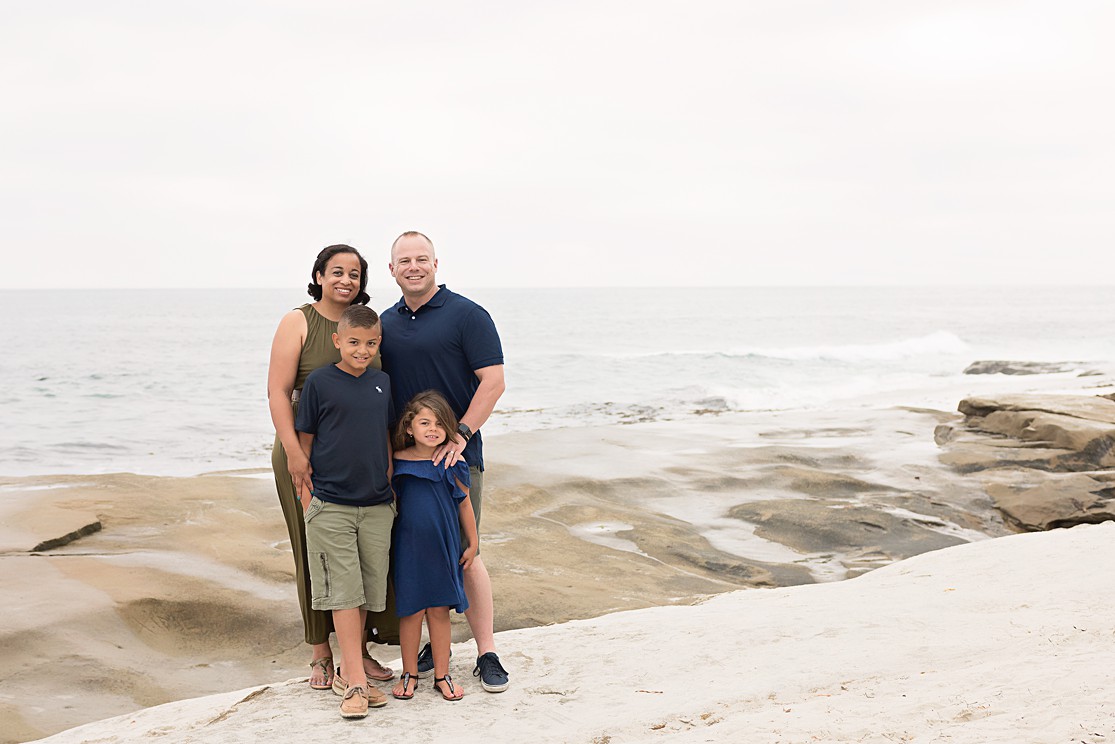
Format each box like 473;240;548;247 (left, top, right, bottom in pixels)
457;423;473;442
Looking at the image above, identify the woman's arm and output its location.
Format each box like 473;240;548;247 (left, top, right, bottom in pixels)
296;431;315;512
267;309;313;494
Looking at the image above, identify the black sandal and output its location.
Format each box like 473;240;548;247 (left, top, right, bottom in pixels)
393;672;417;700
433;674;463;701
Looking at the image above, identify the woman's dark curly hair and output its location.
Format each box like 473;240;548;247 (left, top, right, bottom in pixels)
307;244;370;305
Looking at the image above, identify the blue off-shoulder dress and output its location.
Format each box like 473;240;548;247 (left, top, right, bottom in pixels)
391;459;471;618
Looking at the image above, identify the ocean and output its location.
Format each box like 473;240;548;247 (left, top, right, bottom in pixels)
2;286;1112;477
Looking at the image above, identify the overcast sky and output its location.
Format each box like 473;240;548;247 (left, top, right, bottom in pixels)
2;0;1112;288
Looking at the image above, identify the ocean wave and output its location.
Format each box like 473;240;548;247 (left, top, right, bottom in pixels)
516;331;969;363
743;331;970;362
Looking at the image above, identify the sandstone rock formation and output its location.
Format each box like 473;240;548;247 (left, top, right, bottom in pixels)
935;394;1115;531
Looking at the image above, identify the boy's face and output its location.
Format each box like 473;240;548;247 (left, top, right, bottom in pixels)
332;322;382;376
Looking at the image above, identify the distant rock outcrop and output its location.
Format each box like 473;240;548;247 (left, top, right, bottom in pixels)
962;360;1101;376
935;394;1115;531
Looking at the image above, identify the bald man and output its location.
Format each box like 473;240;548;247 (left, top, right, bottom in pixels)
380;230;509;693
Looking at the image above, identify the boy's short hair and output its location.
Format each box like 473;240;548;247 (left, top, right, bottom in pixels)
338;304;380;331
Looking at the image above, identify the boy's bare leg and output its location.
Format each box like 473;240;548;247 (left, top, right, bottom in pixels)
333;608;368;689
427;607;463;699
392;611;424;698
463;556;496;655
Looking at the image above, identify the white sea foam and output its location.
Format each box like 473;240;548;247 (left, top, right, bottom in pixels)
571;330;970;362
739;330;969;362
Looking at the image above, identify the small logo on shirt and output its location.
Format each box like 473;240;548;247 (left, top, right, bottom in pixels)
376;386;383;393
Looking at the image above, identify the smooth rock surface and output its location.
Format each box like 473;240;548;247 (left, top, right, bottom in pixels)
33;522;1115;744
937;394;1115;530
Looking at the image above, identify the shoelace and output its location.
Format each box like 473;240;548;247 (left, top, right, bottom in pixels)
474;655;507;678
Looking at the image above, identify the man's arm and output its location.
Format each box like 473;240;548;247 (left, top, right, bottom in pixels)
435;364;505;467
460;364;505;433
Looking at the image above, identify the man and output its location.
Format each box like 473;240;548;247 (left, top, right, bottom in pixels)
379;230;510;693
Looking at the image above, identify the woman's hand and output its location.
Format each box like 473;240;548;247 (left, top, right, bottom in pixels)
288;449;314;503
298;486;313;514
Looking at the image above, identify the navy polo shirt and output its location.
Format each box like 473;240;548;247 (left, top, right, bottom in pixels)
294;364;394;506
380;285;504;470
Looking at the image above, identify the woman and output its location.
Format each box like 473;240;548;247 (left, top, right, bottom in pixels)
267;244;397;690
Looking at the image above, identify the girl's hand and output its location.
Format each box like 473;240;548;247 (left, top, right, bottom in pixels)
459;543;477;570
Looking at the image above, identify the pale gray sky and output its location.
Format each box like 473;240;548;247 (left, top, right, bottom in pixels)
2;0;1112;288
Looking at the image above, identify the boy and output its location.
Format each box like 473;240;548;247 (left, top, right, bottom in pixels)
295;304;394;718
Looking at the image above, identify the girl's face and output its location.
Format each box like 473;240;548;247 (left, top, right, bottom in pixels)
407;407;447;447
316;252;361;304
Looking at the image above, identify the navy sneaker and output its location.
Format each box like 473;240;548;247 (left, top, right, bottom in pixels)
416;642;450;678
473;652;509;693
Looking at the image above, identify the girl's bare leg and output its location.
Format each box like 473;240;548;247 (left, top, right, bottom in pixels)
392;611;424;698
427;607;463;699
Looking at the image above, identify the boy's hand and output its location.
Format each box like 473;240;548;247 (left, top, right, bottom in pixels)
459;543;477;570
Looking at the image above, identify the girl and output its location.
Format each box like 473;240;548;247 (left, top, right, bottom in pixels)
390;390;479;701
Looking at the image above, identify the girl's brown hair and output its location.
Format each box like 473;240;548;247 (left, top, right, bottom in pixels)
393;390;460;451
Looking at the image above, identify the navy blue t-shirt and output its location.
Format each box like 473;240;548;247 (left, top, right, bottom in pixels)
380;285;503;470
294;364;394;506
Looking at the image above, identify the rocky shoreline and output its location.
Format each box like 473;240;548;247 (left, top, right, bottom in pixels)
4;379;1115;742
935;393;1115;531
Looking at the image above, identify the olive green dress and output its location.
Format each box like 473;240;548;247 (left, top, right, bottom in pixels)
271;304;399;645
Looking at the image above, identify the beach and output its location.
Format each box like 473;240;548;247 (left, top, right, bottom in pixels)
3;286;1114;741
26;520;1115;743
6;385;1115;742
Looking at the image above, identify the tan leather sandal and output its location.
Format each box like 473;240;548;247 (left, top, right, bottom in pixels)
308;657;334;690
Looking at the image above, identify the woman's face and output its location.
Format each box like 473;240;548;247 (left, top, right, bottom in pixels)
316;252;361;304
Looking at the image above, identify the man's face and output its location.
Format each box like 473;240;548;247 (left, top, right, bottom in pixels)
389;235;438;297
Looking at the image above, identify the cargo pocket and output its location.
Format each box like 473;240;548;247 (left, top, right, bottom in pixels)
304;496;324;524
312;551;331;601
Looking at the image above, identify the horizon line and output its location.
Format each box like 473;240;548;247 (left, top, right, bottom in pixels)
2;283;1114;291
